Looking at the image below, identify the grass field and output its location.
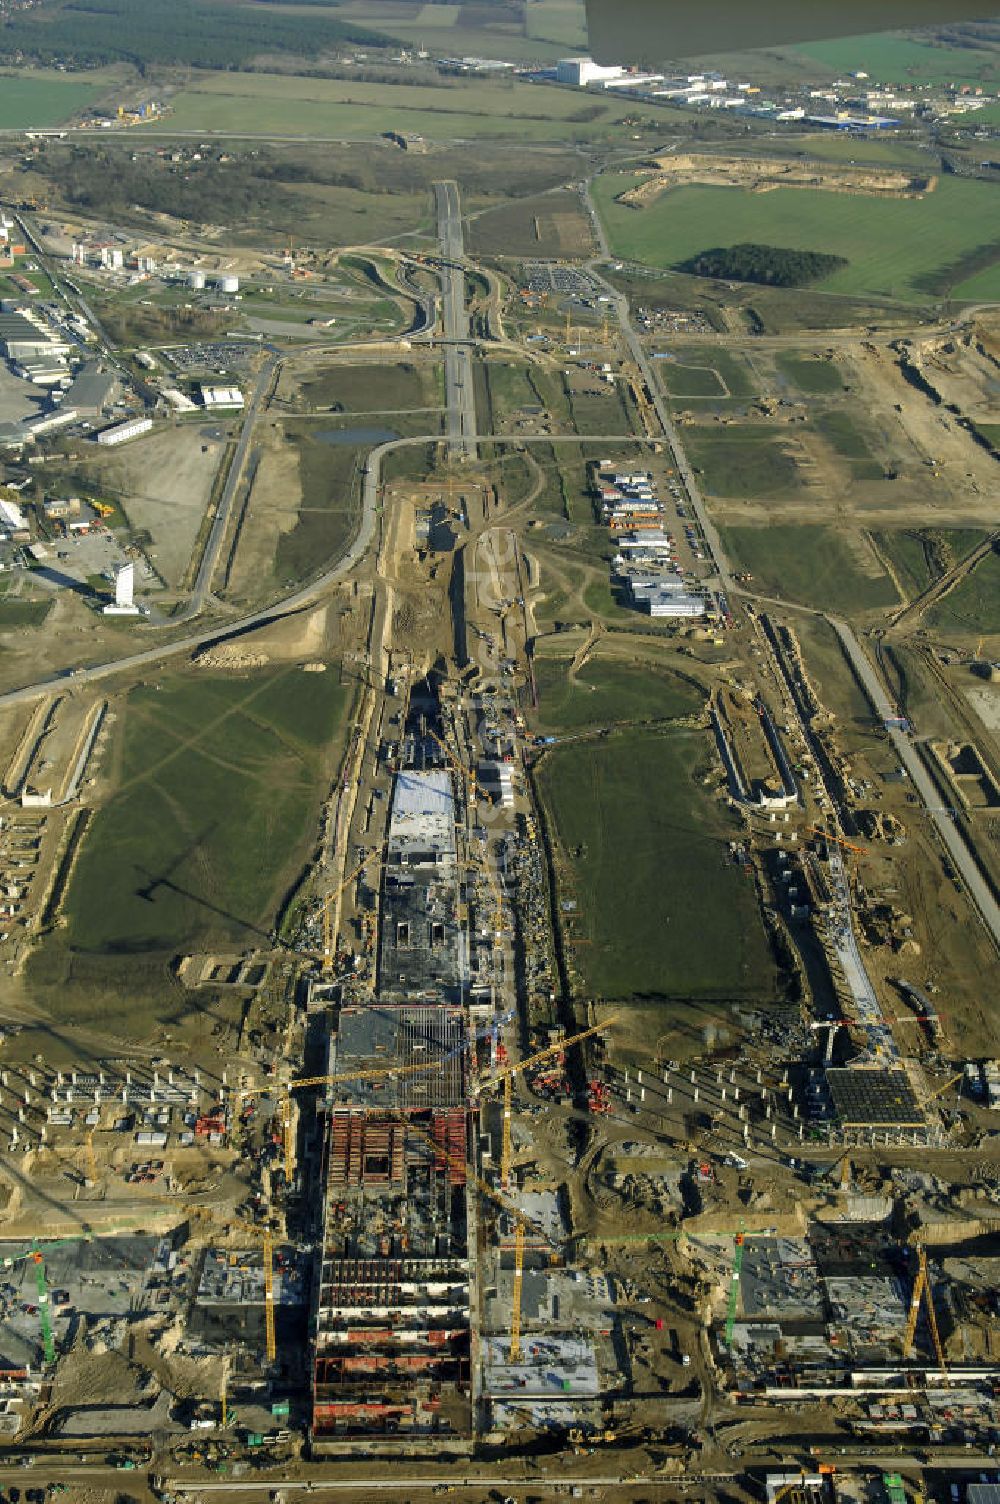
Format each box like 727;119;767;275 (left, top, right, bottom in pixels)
774;352;844;394
531;654;704;732
593;172;1000;303
927;544;1000;634
537;728;775;1000
275;427;363;586
0;72;102;128
466;190;595;258
813;409;884;479
525;0;588;48
300;361;439;412
0;597;52;627
64;667;351;957
721;524;899;611
792;32;1000;85
166;69;639;142
654;360;727;397
684;426;800;497
874;528;989;600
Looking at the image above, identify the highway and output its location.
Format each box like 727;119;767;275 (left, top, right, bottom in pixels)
433;179;477;458
830;617;1000;952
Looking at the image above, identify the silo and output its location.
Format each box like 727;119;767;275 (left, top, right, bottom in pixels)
188;269;206;290
218;274;239;294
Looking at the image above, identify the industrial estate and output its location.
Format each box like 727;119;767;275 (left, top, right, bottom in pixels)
0;4;998;1503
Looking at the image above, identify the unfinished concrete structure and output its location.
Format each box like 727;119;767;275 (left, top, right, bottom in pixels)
311;707;475;1453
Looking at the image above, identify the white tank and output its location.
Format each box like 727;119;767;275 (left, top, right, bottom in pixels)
218;274;239;294
188;269;206;290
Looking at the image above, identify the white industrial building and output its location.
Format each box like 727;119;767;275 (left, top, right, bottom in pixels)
630;581;706;617
555;57;625;87
200;384;244;410
96;415;153;446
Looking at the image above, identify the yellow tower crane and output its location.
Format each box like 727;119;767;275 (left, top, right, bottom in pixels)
428;728;476;804
903;1244;946;1372
479;1016;618;1188
322;851;379;971
510;1221;526;1363
262;1226;276;1363
402;1117;555;1364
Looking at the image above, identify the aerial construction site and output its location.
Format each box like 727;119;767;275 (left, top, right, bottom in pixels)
0;135;998;1504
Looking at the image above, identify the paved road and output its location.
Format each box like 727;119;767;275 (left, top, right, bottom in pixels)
584;248;733;596
433;179;477;458
0;433;662;710
186;353;279;614
830;617;1000;952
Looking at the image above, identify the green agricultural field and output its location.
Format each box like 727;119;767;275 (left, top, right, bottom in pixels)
63;667;352;961
167;70;637;142
0;72;102;128
592;172;1000;303
531;654;704;732
721;524;899;611
927;544;1000;634
525;0;588;48
775;352;844;394
684;426;799;497
792;32;1000;85
537;727;775;1000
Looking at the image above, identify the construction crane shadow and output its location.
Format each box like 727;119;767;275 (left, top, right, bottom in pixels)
132;852;273;945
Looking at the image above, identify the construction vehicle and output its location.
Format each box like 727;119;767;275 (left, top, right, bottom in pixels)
902;1244;946;1371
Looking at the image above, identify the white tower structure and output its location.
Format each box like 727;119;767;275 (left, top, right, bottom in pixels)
103;561;140;616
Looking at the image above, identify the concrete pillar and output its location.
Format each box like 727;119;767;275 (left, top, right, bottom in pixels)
56;1071;64;1086
640;1088;646;1103
729;1069;736;1084
28;1071;36;1087
771;1124;777;1141
39;1126;46;1143
690;1069;697;1084
122;1087;128;1104
792;1104;799;1119
693;1087;699;1103
625;1089;632;1103
798;1125;804;1141
734;1087;740;1101
0;1071;7;1087
756;1069;762;1085
637;1070;643;1086
17;1107;25;1122
23;1088;30;1105
662;1071;669;1085
720;1088;727;1102
72;1072;78;1085
667;1088;673;1104
739;1105;747;1121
